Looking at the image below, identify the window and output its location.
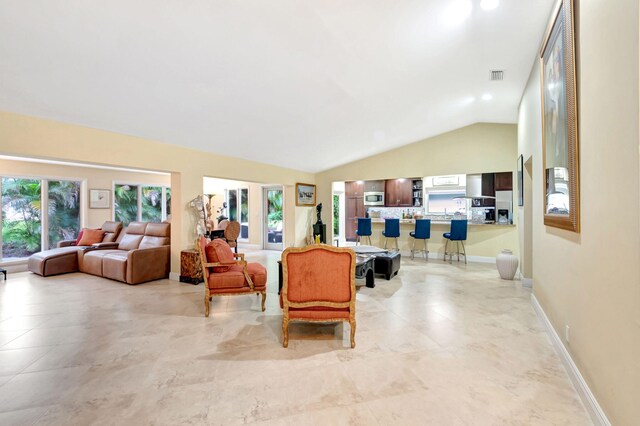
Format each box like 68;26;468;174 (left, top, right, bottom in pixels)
1;178;42;259
114;183;170;226
426;191;467;214
114;184;139;226
141;186;162;222
48;180;81;248
1;177;82;261
226;187;249;241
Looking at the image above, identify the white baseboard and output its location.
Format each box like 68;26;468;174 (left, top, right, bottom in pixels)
169;272;180;282
401;250;495;264
531;294;610;426
522;277;533;288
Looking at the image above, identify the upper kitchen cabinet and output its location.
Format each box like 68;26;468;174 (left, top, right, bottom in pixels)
363;180;385;192
494;172;513;191
385;179;413;207
345;181;364;197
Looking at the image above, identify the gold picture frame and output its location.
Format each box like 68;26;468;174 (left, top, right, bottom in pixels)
540;0;580;232
295;183;316;206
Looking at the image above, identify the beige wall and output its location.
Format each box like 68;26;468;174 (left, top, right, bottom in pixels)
517;0;640;423
314;123;520;259
0;111;314;273
0;158;170;229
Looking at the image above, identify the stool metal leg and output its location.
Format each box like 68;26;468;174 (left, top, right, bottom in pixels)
461;241;467;264
424;239;429;261
394;237;398;251
411;238;416;259
444;239;449;261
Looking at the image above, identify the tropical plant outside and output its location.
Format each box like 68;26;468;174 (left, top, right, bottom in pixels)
48;180;81;248
141;186;162;222
333;194;340;236
267;190;282;230
114;184;138;226
1;178;42;258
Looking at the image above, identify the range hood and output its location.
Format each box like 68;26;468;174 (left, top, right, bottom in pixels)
454;174;495;199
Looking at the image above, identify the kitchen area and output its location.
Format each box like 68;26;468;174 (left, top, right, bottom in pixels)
336;172;517;260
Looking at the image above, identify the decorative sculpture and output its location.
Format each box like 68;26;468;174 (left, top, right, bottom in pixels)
189;196;207;236
315;203;323;225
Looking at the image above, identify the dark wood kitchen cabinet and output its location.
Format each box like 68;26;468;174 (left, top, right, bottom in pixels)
345;181;365;241
363;180;385;192
385;179;413;207
345;181;364;197
481;173;496;207
494;172;513;191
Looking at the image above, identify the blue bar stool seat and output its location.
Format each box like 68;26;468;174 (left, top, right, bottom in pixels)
409;219;431;261
382;218;400;250
355;218;372;246
443;219;468;264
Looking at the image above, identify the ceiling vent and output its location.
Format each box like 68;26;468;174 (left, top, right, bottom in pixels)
489;70;504;81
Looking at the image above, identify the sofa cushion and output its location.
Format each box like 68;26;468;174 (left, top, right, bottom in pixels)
126;222;148;235
74;229;84;246
246;262;267;287
80;249;123;276
205;239;236;272
77;229;105;246
102;252;129;282
118;234;144;251
101;221;123;243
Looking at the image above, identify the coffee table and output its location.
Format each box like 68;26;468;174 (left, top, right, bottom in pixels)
278;255;375;293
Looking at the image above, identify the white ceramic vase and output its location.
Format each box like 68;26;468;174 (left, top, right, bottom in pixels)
496;249;519;280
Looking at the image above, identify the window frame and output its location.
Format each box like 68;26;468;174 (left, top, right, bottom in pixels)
112;181;171;224
0;173;86;263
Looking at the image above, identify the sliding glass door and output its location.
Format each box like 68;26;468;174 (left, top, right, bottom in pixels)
263;187;283;250
47;180;81;248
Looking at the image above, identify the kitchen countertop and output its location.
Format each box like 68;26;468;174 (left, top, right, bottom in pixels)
368;218;515;226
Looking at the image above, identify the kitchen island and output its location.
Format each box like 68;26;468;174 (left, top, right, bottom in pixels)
367;218;517;261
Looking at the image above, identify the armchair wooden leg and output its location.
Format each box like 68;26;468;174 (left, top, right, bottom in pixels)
349;319;356;348
282;319;289;348
204;296;210;317
261;291;266;312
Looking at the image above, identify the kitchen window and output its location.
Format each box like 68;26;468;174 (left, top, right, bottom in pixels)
426;190;467;215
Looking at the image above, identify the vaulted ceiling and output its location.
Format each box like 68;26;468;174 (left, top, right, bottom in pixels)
0;0;554;172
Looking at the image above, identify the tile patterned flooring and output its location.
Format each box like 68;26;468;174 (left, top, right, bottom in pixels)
0;251;591;425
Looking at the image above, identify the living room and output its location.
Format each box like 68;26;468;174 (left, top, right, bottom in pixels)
0;0;639;425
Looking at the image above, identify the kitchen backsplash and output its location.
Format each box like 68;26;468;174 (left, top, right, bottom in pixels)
366;207;425;219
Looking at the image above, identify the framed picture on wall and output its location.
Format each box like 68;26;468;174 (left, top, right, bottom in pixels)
89;189;110;209
295;183;316;206
517;155;524;206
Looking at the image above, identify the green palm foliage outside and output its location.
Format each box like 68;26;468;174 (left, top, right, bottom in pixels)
333;195;340;236
141;186;162;222
267;190;282;229
48;180;81;248
1;178;42;257
114;184;138;226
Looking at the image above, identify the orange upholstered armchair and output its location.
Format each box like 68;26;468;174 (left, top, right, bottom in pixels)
281;244;356;348
196;236;267;317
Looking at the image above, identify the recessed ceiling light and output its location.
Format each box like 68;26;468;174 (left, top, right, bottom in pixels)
463;96;476;104
482;93;493;101
480;0;499;11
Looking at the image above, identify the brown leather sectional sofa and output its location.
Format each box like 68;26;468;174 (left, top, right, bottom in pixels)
28;221;171;285
28;221;123;277
79;222;171;285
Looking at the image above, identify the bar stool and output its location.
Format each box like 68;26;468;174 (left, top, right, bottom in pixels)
382;218;400;250
410;219;431;261
355;218;372;245
443;219;468;264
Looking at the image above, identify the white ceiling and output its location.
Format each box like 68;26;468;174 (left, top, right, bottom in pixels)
0;0;554;173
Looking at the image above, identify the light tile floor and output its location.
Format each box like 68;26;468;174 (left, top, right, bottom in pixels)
0;251;591;425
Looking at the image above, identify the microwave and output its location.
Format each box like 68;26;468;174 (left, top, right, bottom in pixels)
364;191;385;206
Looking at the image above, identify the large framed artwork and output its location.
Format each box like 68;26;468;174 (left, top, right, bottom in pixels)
295;183;316;206
540;0;579;232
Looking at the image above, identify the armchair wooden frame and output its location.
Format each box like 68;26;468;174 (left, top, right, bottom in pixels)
281;244;357;348
195;237;266;317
